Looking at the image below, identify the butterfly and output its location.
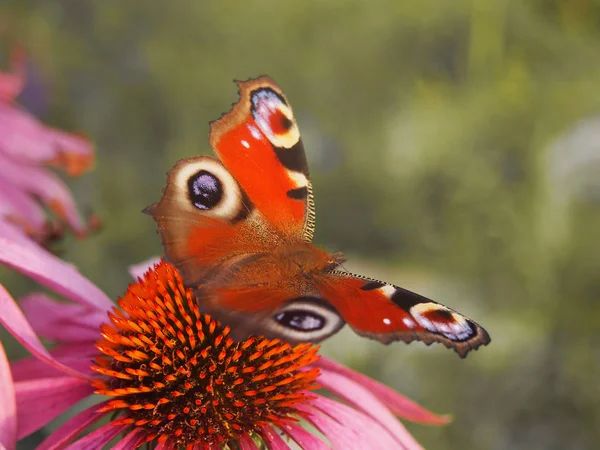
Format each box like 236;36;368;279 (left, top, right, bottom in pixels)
145;76;491;358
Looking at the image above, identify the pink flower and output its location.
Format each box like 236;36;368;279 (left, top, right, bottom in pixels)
0;47;98;246
0;239;448;450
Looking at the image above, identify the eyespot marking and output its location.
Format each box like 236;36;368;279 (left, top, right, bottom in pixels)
275;309;325;332
171;157;249;223
250;87;301;151
187;170;222;210
409;302;475;342
270;297;345;343
280;114;293;131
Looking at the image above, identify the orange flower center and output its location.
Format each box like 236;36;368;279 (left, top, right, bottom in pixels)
91;261;320;448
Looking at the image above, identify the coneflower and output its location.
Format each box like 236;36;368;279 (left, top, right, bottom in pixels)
0;240;448;450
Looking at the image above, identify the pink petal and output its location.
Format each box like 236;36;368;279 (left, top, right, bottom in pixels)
278;422;330;450
315;358;449;424
0;221;42;251
0;72;23;102
19;292;106;343
0;104;54;162
261;426;291;450
0;237;113;311
44;129;95;177
238;435;259;450
66;421;128;450
37;401;110;450
0;45;26;102
0;153;86;234
11;343;97;382
128;257;162;281
0;49;24;103
318;368;424;449
298;395;400;450
0;342;16;450
15;376;93;439
110;428;147;450
0;104;94;177
0;176;46;232
0;283;94;380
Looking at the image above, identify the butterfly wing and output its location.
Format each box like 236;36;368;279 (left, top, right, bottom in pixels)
146;77;316;283
197;270;490;358
318;271;490;357
209;76;315;242
144;156;283;285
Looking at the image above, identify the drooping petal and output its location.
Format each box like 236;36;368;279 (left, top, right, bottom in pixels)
298;395;401;450
44;129;95;177
0;72;23;102
318;369;424;449
0;153;86;235
0;104;55;162
261;426;291;450
11;343;97;382
278;422;330;450
128;256;162;281
0;221;42;251
65;421;128;450
36;401;110;450
0;48;24;103
15;376;93;439
0;237;113;311
237;435;259;450
0;176;47;233
0;283;93;380
315;358;449;424
0;342;16;450
0;104;94;176
110;428;147;450
19;292;106;343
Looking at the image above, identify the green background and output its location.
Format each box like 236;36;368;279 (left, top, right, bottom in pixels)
2;1;600;449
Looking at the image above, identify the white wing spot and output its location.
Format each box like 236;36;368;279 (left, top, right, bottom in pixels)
241;140;250;149
402;317;415;329
247;124;262;141
380;285;396;298
288;171;308;188
383;318;391;325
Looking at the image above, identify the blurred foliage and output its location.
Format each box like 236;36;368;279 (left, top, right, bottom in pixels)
1;0;600;449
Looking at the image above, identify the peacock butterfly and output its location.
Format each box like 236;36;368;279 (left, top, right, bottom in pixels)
145;77;490;358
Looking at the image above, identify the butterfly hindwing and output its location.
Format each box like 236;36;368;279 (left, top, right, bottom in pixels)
198;284;345;345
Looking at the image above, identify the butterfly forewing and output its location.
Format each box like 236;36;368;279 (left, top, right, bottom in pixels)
209;77;316;242
318;271;491;358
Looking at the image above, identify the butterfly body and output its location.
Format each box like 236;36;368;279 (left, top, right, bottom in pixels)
147;76;491;357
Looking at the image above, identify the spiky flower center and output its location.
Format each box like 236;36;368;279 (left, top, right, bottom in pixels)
92;261;320;447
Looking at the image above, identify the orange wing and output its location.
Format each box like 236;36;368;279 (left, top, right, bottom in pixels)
317;272;490;358
209;77;315;242
145;77;315;285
